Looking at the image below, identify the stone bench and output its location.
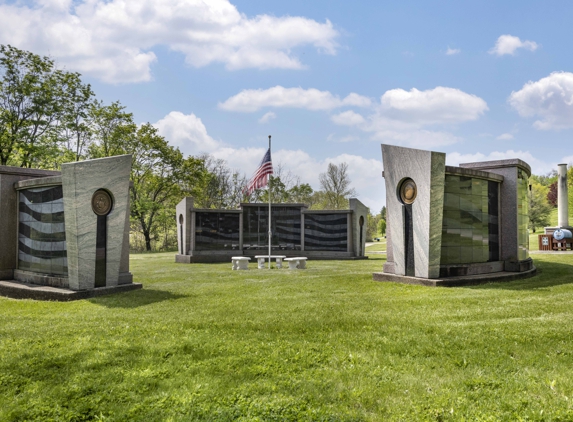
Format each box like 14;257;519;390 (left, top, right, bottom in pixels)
284;257;308;270
231;256;251;270
254;255;287;269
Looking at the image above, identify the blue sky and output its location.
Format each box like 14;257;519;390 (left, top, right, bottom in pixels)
1;0;573;213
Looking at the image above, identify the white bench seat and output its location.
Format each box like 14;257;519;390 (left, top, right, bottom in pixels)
284;257;308;270
231;256;251;270
254;255;287;269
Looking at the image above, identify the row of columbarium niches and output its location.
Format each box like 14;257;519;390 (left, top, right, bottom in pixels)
175;197;369;263
438;161;531;277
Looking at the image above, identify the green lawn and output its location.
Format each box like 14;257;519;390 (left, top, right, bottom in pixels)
2;253;573;421
366;238;387;252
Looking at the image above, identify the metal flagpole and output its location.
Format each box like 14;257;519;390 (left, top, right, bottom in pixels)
268;135;272;269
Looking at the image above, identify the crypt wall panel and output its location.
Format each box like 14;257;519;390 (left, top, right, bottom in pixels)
440;175;500;265
304;213;348;251
18;186;68;276
243;206;302;250
195;212;240;250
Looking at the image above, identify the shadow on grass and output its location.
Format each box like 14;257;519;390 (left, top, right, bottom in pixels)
470;260;573;291
87;289;188;309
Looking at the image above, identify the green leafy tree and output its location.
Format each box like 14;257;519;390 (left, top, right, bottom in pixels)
378;218;386;236
58;73;95;162
530;171;557;186
547;181;557;207
366;213;380;241
88;100;136;159
258;175;290;203
0;45;69;167
529;181;552;232
288;183;314;204
568;166;573;220
197;154;246;209
127;124;208;251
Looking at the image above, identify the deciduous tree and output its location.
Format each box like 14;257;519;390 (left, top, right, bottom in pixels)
0;45;67;167
318;162;357;209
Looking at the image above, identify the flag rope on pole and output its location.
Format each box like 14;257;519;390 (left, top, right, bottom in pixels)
243;136;274;269
268;135;272;269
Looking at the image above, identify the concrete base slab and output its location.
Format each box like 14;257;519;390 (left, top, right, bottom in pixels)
176;253;368;263
0;280;142;301
373;266;537;287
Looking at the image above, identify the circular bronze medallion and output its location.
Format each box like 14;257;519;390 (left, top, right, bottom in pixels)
399;178;417;204
92;189;113;216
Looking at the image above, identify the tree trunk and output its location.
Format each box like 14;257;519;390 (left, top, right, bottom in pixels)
144;229;152;252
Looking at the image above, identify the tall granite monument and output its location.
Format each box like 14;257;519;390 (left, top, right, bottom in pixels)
374;144;536;286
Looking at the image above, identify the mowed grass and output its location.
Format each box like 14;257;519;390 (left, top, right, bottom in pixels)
366;239;387;252
1;253;573;421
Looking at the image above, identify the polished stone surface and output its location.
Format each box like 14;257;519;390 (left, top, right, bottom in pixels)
459;161;522;266
381;144;445;278
0;166;60;280
14;175;62;189
349;198;369;257
61;155;132;290
176;197;194;255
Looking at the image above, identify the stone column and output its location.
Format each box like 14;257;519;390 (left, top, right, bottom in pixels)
61;155;132;290
558;163;569;228
381;144;446;278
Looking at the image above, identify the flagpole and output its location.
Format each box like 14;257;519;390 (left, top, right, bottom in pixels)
268;135;272;269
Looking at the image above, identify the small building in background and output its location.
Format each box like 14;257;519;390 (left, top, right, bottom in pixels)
374;144;535;286
175;198;369;262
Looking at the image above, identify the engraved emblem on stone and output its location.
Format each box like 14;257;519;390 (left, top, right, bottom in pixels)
399;178;417;204
92;189;113;216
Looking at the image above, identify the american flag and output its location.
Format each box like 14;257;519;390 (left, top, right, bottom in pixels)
245;148;273;195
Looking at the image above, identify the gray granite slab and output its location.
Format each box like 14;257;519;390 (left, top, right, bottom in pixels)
61;155;132;290
0;167;60;279
381;144;445;278
176;197;194;255
350;198;369;257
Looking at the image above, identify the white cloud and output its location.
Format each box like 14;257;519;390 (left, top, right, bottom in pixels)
508;72;573;130
0;0;339;83
154;111;222;155
496;133;514;140
446;150;552;175
446;47;460;55
489;34;538;56
258;112;276;124
329;86;487;148
371;129;460;149
219;86;371;112
331;110;366;126
378;87;488;125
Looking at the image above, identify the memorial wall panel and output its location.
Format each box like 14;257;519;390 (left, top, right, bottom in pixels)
243;206;301;250
195;212;240;250
18;186;68;275
440;175;500;265
304;213;348;251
